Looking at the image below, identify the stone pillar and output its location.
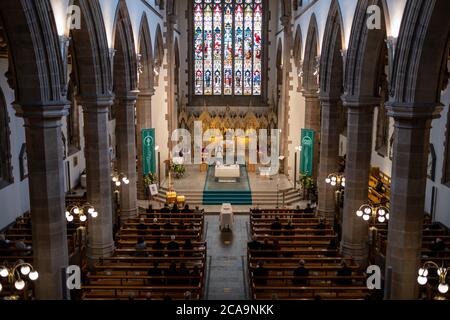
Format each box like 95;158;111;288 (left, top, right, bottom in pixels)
115;93;138;222
136;90;154;200
303;91;321;179
385;105;439;300
317;97;341;223
15;103;69;299
81;96;115;263
341;103;375;266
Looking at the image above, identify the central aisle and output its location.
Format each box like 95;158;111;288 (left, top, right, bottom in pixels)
204;214;251;300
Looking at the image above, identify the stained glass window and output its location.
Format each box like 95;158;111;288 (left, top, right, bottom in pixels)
194;0;263;96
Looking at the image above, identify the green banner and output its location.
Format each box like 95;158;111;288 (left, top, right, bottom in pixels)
142;129;156;175
300;129;315;176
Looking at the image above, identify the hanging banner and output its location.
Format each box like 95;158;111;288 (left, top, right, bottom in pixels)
142;128;156;175
300;129;315;176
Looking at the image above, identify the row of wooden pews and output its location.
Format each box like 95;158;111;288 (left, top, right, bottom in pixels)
81;208;207;300
248;208;370;300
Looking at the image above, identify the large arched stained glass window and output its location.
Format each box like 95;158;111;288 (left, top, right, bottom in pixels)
194;0;263;96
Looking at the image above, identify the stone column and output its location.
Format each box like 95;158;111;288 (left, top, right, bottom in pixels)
15;103;69;299
115;93;138;223
341;103;375;266
317;97;341;223
303;91;321;179
81;96;115;263
136;90;154;200
385;105;439;300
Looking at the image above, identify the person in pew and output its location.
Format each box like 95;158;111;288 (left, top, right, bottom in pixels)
165;262;178;285
252;206;262;218
315;218;327;235
304;203;314;214
294;205;304;214
293;260;310;286
247;237;262;251
146;204;153;213
431;237;447;257
253;261;268;285
178;262;191;285
147;262;163;285
284;219;295;236
152;237;165;257
137;217;148;236
0;233;11;248
190;265;201;286
178;220;187;231
134;237;148;256
163;219;175;235
16;238;32;256
184;291;192;300
149;218;161;236
182;204;192;214
171;204;180;214
326;239;338;257
270;217;283;235
160;204;170;213
374;179;384;193
183;239;194;257
167;235;180;257
272;240;281;257
336;260;353;285
260;238;275;253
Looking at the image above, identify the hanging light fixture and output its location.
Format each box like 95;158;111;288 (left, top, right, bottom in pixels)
65;202;98;222
418;261;450;298
111;170;130;187
0;260;39;294
355;203;390;223
325;173;346;188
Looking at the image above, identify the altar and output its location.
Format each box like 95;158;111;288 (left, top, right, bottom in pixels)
215;164;240;183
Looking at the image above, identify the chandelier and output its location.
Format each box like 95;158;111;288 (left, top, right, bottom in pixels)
0;260;39;293
325;173;345;187
111;171;130;187
356;203;389;223
418;261;449;297
65;202;98;222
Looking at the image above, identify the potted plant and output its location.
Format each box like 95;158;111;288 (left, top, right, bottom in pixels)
171;163;186;179
298;174;317;201
143;173;158;198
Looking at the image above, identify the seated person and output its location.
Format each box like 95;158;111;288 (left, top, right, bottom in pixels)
304;203;314;214
247;237;261;251
315;218;327;235
146;204;153;213
163;220;175;235
431;238;447;254
183;239;194;257
160;204;170;213
336;260;353;285
137;217;147;236
190;265;201;286
177;220;187;230
284;219;295;236
253;261;269;285
149;218;161;236
182;204;192;214
374;179;384;193
165;262;178;285
260;238;275;255
270;217;283;235
252;206;262;218
294;205;304;214
293;260;309;285
326;239;338;257
152;237;165;257
171;204;180;214
147;262;163;284
178;262;191;285
167;235;180;257
16;238;32;256
0;233;11;249
134;237;148;256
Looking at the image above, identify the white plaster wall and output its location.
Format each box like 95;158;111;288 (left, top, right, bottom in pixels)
0;59;30;229
425;75;450;227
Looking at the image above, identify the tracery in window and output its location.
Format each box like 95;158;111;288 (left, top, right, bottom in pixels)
194;0;263;96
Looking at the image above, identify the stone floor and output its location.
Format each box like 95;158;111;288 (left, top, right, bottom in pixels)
203;214;251;300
